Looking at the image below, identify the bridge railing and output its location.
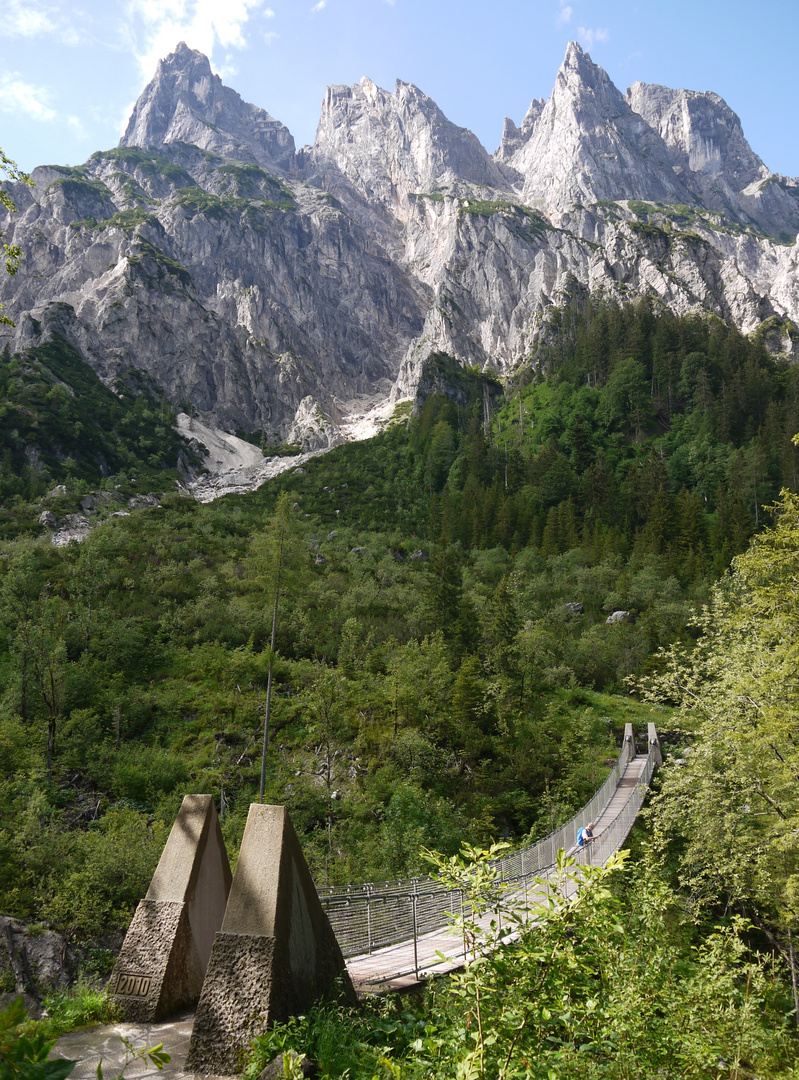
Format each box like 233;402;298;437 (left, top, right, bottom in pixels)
319;725;652;960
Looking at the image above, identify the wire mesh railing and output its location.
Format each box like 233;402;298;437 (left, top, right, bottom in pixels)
319;726;657;962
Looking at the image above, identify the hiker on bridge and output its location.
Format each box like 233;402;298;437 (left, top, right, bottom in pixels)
577;822;596;847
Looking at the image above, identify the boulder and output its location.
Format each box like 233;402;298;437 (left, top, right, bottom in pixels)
128;494;160;510
0;916;74;999
51;515;91;547
258;1051;317;1079
606;610;632;625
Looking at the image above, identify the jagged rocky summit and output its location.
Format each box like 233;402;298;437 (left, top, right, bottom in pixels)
1;41;798;452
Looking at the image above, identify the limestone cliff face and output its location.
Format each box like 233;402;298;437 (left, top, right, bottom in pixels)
1;42;798;449
1;142;426;444
494;98;544;163
626;81;799;236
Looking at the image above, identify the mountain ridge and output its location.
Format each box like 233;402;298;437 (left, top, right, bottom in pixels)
1;41;798;451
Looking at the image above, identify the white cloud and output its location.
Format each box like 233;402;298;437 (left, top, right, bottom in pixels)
577;26;609;49
6;0;57;37
5;0;83;43
0;73;57;122
311;0;327;11
557;5;572;25
216;55;239;80
263;6;275;16
126;0;268;82
264;30;279;43
67;115;88;137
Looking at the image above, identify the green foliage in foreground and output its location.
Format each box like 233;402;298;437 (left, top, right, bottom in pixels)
0;997;74;1080
245;848;799;1079
0;993;168;1080
7;984;119;1048
1;145;33;325
644;482;799;986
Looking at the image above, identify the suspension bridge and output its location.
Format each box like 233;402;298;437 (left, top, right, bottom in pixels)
321;721;661;991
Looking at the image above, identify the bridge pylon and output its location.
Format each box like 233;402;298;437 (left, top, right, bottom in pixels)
186;803;354;1076
108;793;232;1022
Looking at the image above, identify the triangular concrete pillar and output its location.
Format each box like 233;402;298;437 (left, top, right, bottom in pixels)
186;804;354;1077
109;794;232;1022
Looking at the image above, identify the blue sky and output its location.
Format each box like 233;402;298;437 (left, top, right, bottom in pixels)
2;0;798;178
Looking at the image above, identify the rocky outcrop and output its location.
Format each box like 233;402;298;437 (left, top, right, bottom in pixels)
627;82;766;193
606;610;633;625
626;81;799;236
1;915;74;1001
494;99;545;162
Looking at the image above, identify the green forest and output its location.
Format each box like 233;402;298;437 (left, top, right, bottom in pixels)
2;296;799;1076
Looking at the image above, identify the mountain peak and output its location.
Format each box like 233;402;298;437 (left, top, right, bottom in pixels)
556;40;616;97
563;40;585;66
170;40;198;61
625;80;799;232
494;98;544;161
312;75;505;212
120;44;295;170
626;81;766;187
509;42;688;211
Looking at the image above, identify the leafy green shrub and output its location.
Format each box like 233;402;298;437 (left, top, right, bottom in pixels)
40;984;119;1040
109;746;188;807
45;808;167;937
0;997;74;1080
241;847;798;1079
99;209;160;233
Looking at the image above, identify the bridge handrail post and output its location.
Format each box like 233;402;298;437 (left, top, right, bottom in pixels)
460;888;466;957
366;888;372;955
412;885;419;980
648;722;663;766
623;722;635;764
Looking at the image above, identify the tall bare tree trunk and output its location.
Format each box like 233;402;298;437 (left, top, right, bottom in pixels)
259;524;285;801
